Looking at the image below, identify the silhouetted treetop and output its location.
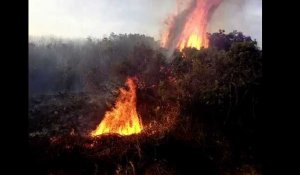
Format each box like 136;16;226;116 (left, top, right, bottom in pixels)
208;30;255;51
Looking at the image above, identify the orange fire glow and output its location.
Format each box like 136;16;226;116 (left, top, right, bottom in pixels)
161;0;222;51
91;77;143;136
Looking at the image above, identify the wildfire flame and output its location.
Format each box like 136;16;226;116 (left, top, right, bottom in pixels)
161;0;222;51
91;77;143;136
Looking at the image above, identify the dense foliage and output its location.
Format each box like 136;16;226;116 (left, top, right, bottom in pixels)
163;30;262;169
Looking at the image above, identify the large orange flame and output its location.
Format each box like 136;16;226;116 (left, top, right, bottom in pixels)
91;77;143;136
161;0;222;51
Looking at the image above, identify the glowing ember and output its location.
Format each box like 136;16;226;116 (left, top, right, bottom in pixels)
91;77;143;136
161;0;222;51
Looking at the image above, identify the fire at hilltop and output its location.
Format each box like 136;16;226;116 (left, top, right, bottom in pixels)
91;77;143;136
161;0;222;51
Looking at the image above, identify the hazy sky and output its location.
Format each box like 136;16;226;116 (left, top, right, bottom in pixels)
208;0;262;46
29;0;262;46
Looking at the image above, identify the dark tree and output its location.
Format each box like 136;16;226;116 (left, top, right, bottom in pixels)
208;30;254;51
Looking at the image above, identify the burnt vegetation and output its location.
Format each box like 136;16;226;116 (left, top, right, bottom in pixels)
29;30;262;174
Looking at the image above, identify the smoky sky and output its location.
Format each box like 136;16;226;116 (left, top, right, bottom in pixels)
29;0;262;46
208;0;262;47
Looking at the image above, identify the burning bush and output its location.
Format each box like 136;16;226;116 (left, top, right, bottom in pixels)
90;77;143;136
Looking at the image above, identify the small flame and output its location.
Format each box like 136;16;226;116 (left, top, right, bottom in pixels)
91;77;143;137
